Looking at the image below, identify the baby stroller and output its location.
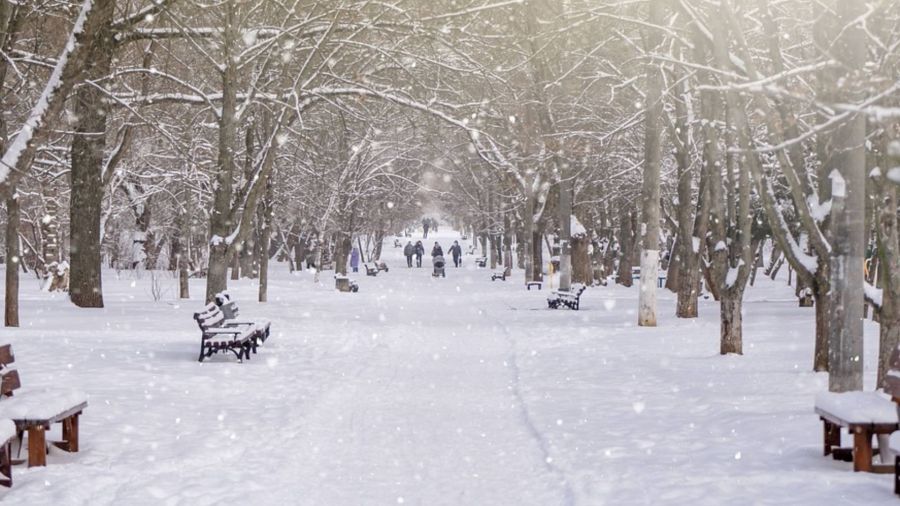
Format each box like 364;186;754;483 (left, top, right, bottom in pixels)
432;255;446;278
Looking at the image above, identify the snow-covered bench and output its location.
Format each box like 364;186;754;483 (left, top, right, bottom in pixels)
0;419;13;486
193;303;256;362
547;283;587;310
491;268;510;282
215;292;271;349
815;391;898;473
376;261;389;273
0;344;87;468
364;263;379;276
526;281;542;291
475;257;487;268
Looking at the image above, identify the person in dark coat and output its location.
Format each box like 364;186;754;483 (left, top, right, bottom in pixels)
448;240;462;267
404;241;414;268
415;241;425;267
431;241;444;258
350;246;360;273
423;219;430;239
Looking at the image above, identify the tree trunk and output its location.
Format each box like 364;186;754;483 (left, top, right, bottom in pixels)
258;227;270;303
205;1;239;303
532;228;544;282
638;0;664;327
334;231;351;276
827;0;866;393
373;229;385;261
720;290;743;355
813;282;830;372
68;0;116;307
558;178;573;291
523;194;535;282
5;194;19;326
616;208;634;287
571;233;591;285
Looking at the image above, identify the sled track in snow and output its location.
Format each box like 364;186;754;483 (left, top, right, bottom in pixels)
480;307;577;506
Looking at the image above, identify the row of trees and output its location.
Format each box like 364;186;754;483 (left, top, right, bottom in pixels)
1;1;898;393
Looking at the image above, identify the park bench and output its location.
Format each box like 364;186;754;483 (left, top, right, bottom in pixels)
0;344;87;468
364;263;379;276
815;391;897;472
376;260;389;273
526;281;542;291
491;268;510;281
193;303;256;362
475;257;487;268
547;283;587;310
0;420;12;486
215;292;271;345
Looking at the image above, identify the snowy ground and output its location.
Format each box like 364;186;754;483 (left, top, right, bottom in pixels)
0;229;892;505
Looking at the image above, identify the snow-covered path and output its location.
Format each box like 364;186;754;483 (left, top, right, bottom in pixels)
0;229;895;504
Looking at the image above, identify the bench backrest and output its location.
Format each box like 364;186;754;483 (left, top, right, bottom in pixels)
194;303;226;330
0;344;20;398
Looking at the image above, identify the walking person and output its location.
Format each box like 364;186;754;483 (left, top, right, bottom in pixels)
431;241;444;259
404;241;414;268
415;240;425;267
449;240;462;267
350;246;360;273
423;218;430;239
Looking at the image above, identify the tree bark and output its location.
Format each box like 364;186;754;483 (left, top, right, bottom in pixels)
523;193;535;282
258;180;273;303
637;0;664;327
720;291;743;355
827;1;867;393
5;194;18;327
68;1;114;307
205;1;239;303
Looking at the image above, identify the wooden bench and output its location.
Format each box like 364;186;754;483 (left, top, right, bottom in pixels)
547;283;587;310
363;263;379;276
526;281;542;291
0;344;87;468
475;257;487;268
814;391;898;473
376;261;389;273
193;303;255;362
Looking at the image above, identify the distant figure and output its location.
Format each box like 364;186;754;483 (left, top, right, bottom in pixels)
415;240;425;267
431;241;444;259
423;219;430;239
404;241;414;268
449;240;462;267
350;247;360;273
432;219;438;233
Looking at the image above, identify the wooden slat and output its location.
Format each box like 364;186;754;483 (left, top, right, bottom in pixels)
0;345;13;367
0;370;20;397
11;403;87;427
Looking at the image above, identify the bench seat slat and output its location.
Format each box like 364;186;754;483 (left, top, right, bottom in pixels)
0;390;87;425
814;391;898;425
